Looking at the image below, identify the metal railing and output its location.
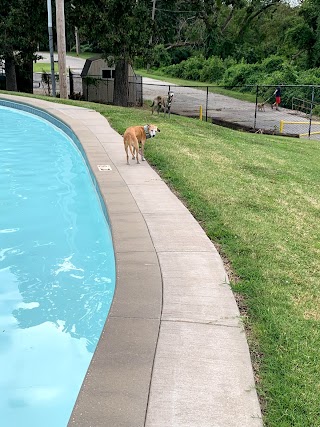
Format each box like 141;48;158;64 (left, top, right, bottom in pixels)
291;97;320;115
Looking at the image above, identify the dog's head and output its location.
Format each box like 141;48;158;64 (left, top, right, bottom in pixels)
167;91;174;106
146;124;160;138
148;124;161;137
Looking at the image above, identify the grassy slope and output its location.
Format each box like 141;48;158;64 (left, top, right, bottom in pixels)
2;92;320;426
94;106;320;427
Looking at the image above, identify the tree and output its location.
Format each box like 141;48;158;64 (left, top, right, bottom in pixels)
0;0;47;92
69;0;152;106
145;0;286;61
290;0;320;67
232;2;303;63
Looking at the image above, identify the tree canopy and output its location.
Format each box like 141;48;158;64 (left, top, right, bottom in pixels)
0;0;319;102
69;0;153;104
0;0;47;91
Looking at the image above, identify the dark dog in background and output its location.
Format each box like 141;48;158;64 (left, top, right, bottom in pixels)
151;91;174;116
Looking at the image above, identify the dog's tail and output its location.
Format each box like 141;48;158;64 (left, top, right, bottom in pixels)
150;100;155;107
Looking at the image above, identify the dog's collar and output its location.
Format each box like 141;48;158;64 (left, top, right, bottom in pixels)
144;124;151;139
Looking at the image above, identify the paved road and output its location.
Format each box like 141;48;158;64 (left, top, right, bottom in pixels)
36;51;85;72
34;54;317;138
34;52;84;96
142;76;317;137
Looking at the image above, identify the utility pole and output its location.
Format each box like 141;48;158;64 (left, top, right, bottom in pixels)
147;0;156;70
150;0;156;45
56;0;68;99
75;27;80;56
46;0;56;96
71;4;80;56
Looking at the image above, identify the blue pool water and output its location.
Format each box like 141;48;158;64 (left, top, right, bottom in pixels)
0;105;115;426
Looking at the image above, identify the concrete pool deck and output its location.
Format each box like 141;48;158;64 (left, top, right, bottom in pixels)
1;94;263;426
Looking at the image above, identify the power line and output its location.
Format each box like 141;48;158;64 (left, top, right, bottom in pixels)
155;8;197;13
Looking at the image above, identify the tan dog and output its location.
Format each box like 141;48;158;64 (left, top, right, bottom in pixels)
257;102;265;112
123;124;160;164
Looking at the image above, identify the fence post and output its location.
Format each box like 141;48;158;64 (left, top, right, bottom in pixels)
140;76;143;107
205;86;208;122
280;120;284;133
308;86;315;138
253;85;258;130
69;68;73;97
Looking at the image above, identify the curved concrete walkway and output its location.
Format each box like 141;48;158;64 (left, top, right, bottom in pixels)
1;94;263;426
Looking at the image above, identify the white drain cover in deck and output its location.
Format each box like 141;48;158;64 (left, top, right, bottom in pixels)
97;165;112;171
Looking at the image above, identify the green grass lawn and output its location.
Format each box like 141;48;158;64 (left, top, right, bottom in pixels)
1;91;320;426
33;52;97;73
66;51;97;59
33;62;59;73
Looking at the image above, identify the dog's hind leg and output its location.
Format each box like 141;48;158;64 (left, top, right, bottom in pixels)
131;137;140;163
124;142;130;165
130;145;136;161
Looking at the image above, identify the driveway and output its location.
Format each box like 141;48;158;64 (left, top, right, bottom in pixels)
142;77;318;137
33;55;318;138
36;51;85;73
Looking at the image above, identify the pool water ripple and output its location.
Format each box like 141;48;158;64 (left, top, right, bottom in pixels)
0;106;115;426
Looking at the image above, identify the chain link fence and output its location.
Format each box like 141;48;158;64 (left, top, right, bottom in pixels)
33;72;143;106
31;72;320;140
142;82;320;140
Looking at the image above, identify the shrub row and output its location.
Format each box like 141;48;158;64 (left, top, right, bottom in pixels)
161;55;320;86
158;55;320;108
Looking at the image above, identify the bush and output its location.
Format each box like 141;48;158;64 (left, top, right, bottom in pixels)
156;52;320;110
313;105;320;116
161;55;205;81
222;62;261;87
170;47;193;64
151;44;172;68
180;55;205;80
263;63;299;86
162;62;185;78
261;55;286;74
200;56;225;83
299;68;320;86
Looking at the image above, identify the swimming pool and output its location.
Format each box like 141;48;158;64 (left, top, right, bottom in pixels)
0;105;115;426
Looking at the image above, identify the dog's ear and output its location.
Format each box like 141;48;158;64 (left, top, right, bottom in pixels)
157;128;160;132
